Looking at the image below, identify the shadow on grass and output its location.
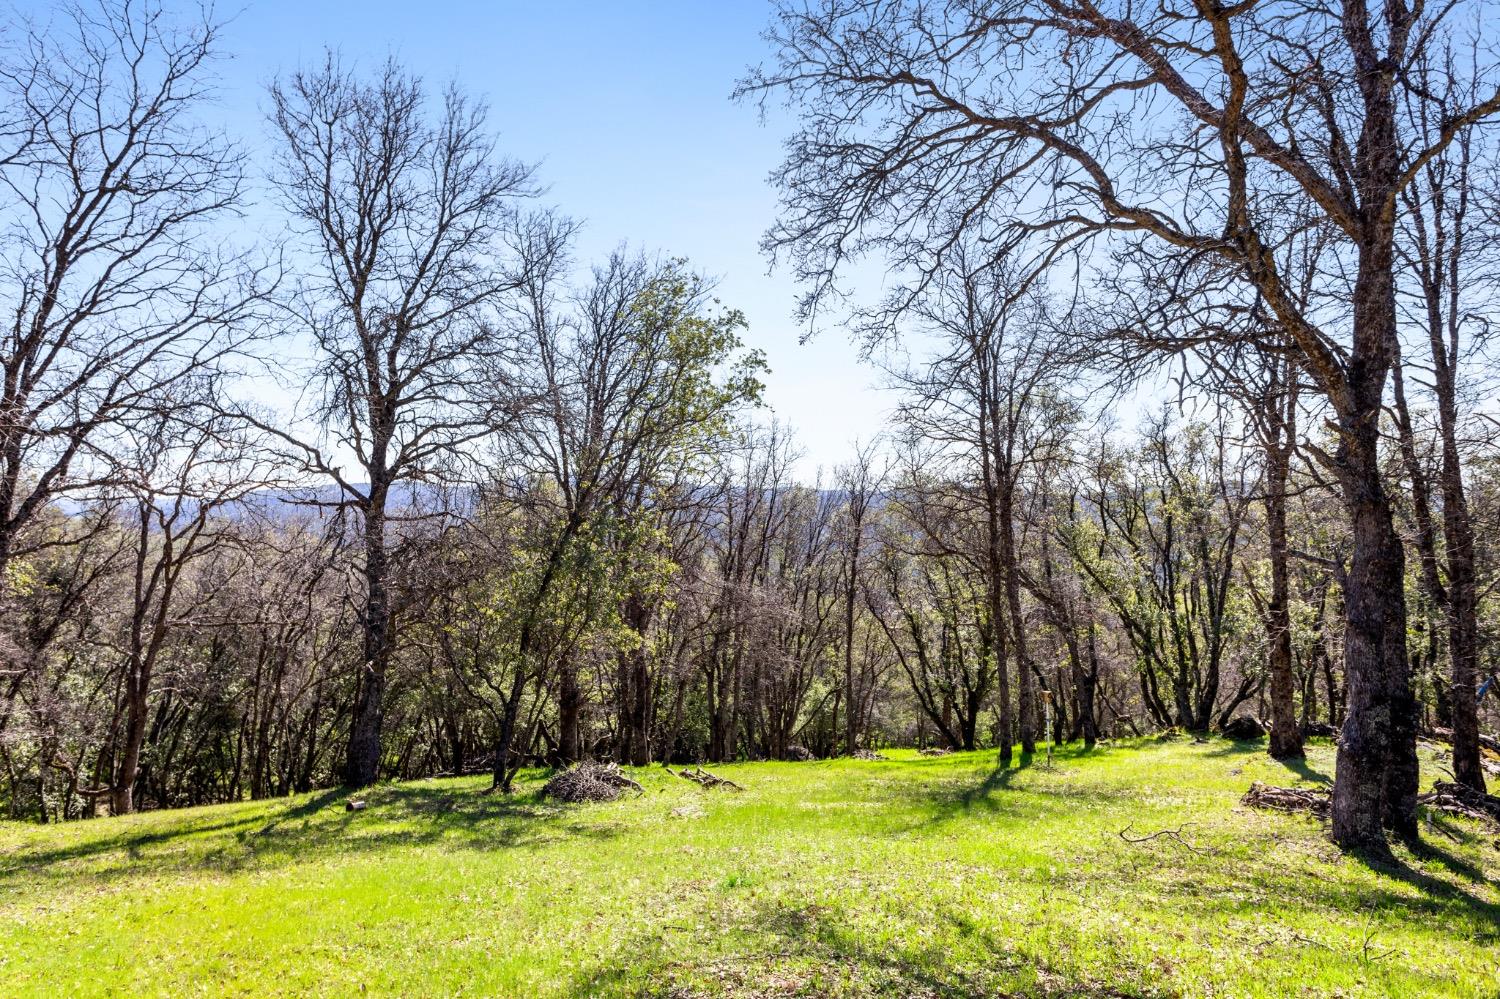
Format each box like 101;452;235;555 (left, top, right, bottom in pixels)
1275;756;1333;784
1199;738;1267;757
1361;841;1500;914
895;744;1136;833
0;774;626;888
566;896;1165;999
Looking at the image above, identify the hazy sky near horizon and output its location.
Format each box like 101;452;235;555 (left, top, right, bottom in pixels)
157;0;893;480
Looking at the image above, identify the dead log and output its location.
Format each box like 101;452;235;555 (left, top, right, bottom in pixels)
1424;726;1500;757
346;799;367;812
666;765;743;790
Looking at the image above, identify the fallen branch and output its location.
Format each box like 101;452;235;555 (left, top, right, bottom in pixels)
666;766;744;791
1417;781;1500;825
1117;822;1207;854
1423;726;1500;757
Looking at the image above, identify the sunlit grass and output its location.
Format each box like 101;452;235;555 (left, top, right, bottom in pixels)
1;738;1495;997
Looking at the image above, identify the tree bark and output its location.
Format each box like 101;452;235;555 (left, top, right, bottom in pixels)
1329;275;1417;849
344;493;390;789
1263;371;1302;760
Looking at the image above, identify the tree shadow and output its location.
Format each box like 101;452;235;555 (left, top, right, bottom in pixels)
1200;739;1267;757
1371;839;1499;903
1274;756;1333;785
565;896;1164;998
0;774;630;889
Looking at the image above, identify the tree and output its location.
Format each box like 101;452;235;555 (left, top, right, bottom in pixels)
102;411;272;813
743;0;1500;853
884;258;1074;761
492;229;764;781
835;441;882;753
1391;59;1498;791
0;0;263;729
263;55;536;788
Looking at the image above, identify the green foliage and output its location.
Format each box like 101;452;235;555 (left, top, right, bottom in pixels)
1;741;1492;997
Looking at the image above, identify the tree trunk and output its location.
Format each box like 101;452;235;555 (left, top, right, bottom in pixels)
1001;496;1035;755
558;663;581;762
843;563;858;754
1434;350;1485;792
1264;430;1302;760
1329;339;1416;850
111;671;148;815
626;597;654;767
344;497;389;789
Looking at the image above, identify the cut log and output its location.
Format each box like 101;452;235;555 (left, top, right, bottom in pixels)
346;799;367;812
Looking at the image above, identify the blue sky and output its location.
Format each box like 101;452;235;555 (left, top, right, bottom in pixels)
196;0;890;480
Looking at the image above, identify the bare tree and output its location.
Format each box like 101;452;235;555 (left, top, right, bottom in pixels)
99;410;275;813
885;258;1074;760
0;0;264;723
834;440;882;753
742;0;1500;853
1391;54;1498;791
262;55;536;787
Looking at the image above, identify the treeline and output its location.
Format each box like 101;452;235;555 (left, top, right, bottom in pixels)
1;1;1498;863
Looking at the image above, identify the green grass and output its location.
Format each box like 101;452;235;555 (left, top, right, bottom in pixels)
1;739;1496;997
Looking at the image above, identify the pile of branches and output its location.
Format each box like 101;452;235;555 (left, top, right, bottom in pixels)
1221;715;1267;740
919;747;952;757
1241;781;1330;818
542;761;644;803
1419;781;1500;825
666;765;743;790
852;749;888;761
785;745;815;762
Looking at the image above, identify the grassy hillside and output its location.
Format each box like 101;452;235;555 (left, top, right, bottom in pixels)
1;739;1495;997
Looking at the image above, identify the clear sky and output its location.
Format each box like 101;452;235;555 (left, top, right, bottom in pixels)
187;0;891;481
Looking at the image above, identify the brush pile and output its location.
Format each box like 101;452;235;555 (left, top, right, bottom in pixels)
1419;781;1500;825
666;765;743;790
1221;715;1267;740
542;761;644;803
1241;781;1330;818
852;749;888;761
785;745;815;762
919;747;952;757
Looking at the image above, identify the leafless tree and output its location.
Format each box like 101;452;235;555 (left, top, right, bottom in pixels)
261;55;536;787
96;410;277;813
1390;49;1499;791
834;440;882;753
0;0;265;726
742;0;1500;853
